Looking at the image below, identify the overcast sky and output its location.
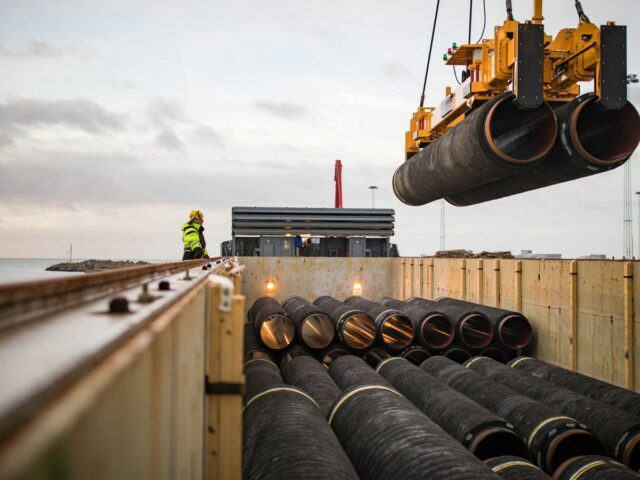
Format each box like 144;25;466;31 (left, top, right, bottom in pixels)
1;0;639;260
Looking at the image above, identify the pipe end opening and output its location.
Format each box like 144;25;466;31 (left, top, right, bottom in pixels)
547;430;605;474
421;314;455;349
381;314;415;350
300;313;335;350
460;313;494;349
499;315;532;350
470;428;529;461
259;314;295;350
342;314;376;350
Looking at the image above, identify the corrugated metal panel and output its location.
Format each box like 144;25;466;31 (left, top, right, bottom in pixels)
233;229;395;236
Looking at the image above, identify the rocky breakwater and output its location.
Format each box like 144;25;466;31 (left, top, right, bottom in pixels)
46;259;150;273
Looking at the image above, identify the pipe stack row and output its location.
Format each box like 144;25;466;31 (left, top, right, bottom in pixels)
393;92;640;206
245;294;533;369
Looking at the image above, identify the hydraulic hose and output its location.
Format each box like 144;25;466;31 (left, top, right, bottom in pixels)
408;297;493;349
281;355;342;417
276;343;311;369
344;296;415;350
282;296;335;350
328;383;502;480
244;322;274;362
361;346;392;368
553;455;640;480
248;297;295;350
484;456;551;480
377;357;528;459
435;297;532;350
376;296;455;349
400;345;431;365
467;356;640;470
443;347;473;363
393;92;557;206
448;93;640;206
316;343;350;368
313;296;377;350
329;355;395;390
243;359;359;480
420;356;605;473
510;356;640;417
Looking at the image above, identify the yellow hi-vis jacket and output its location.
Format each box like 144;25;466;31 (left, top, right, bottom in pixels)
182;222;207;256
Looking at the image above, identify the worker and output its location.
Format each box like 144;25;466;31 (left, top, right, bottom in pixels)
182;210;208;260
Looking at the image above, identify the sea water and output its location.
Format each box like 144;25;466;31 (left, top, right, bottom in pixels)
0;258;81;285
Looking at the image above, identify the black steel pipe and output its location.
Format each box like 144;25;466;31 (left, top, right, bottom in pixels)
408;297;493;349
466;356;640;470
313;296;376;350
376;296;455;349
442;347;473;363
377;357;528;460
329;354;394;390
510;356;640;418
360;346;392;368
244;322;274;362
276;343;311;369
282;296;335;350
344;296;415;350
553;455;640;480
316;343;350;368
447;94;640;206
420;356;604;473
328;383;502;480
393;92;557;206
247;297;295;350
400;345;431;365
243;359;359;480
436;297;532;350
484;456;551;480
281;355;342;417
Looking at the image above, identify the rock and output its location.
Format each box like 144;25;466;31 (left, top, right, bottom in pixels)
46;259;150;273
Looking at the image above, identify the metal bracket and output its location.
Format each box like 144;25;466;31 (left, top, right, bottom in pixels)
208;275;234;312
205;377;244;395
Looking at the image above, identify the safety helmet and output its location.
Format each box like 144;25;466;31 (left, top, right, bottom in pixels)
188;210;204;221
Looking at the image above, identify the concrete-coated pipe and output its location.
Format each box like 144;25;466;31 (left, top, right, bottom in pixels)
276;343;311;369
393;92;557;206
448;94;640;206
329;355;394;390
283;296;335;350
316;343;350;368
400;345;431;365
244;322;274;362
442;347;473;364
484;456;551;480
360;346;393;369
553;455;640;480
248;297;295;350
313;296;377;350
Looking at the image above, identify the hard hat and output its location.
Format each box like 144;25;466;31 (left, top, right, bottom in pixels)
188;210;204;220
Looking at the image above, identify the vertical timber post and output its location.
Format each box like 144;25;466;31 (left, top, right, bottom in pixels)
428;258;435;300
515;261;522;312
400;258;406;300
409;258;415;298
493;259;501;308
232;273;242;295
418;258;425;298
623;262;635;390
477;259;484;305
206;283;245;480
460;259;467;300
569;260;578;372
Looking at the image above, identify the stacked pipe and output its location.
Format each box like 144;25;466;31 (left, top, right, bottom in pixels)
510;357;640;417
242;358;359;479
484;456;551;480
393;92;558;206
447;94;640;206
376;356;528;460
313;296;377;350
466;356;640;470
553;456;640;480
247;297;295;350
244;322;273;362
420;355;605;473
326;355;502;479
282;296;335;350
344;296;415;350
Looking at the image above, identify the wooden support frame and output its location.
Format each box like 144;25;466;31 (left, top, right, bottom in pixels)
408;258;415;299
427;258;435;300
477;260;484;305
624;262;635;390
460;259;467;300
569;261;578;372
493;259;501;308
515;261;523;312
418;258;425;298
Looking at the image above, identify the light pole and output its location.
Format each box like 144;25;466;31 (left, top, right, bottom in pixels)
369;185;378;209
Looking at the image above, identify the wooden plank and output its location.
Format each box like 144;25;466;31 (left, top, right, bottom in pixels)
408;258;415;298
515;261;522;312
624;262;635;390
477;260;484;305
418;259;425;298
460;259;467;300
400;259;406;300
569;260;578;371
428;258;435;300
493;259;501;308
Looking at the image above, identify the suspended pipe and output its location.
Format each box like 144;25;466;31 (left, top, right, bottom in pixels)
408;297;493;349
329;355;395;390
435;297;532;350
377;357;528;460
313;296;377;350
480;347;511;363
281;355;343;417
484;456;551;480
510;356;640;417
400;345;431;365
276;343;311;369
553;455;640;480
420;356;604;473
376;296;455;349
247;297;295;350
243;359;359;480
244;322;274;362
447;93;640;206
283;296;335;350
442;347;473;363
316;343;351;368
361;346;392;369
344;296;415;350
393;92;557;206
328;383;502;480
466;356;640;470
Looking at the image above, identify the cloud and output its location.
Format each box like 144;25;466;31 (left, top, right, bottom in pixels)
0;98;126;135
382;62;413;78
0;40;61;58
254;100;309;120
154;129;184;151
146;99;188;128
189;125;223;147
